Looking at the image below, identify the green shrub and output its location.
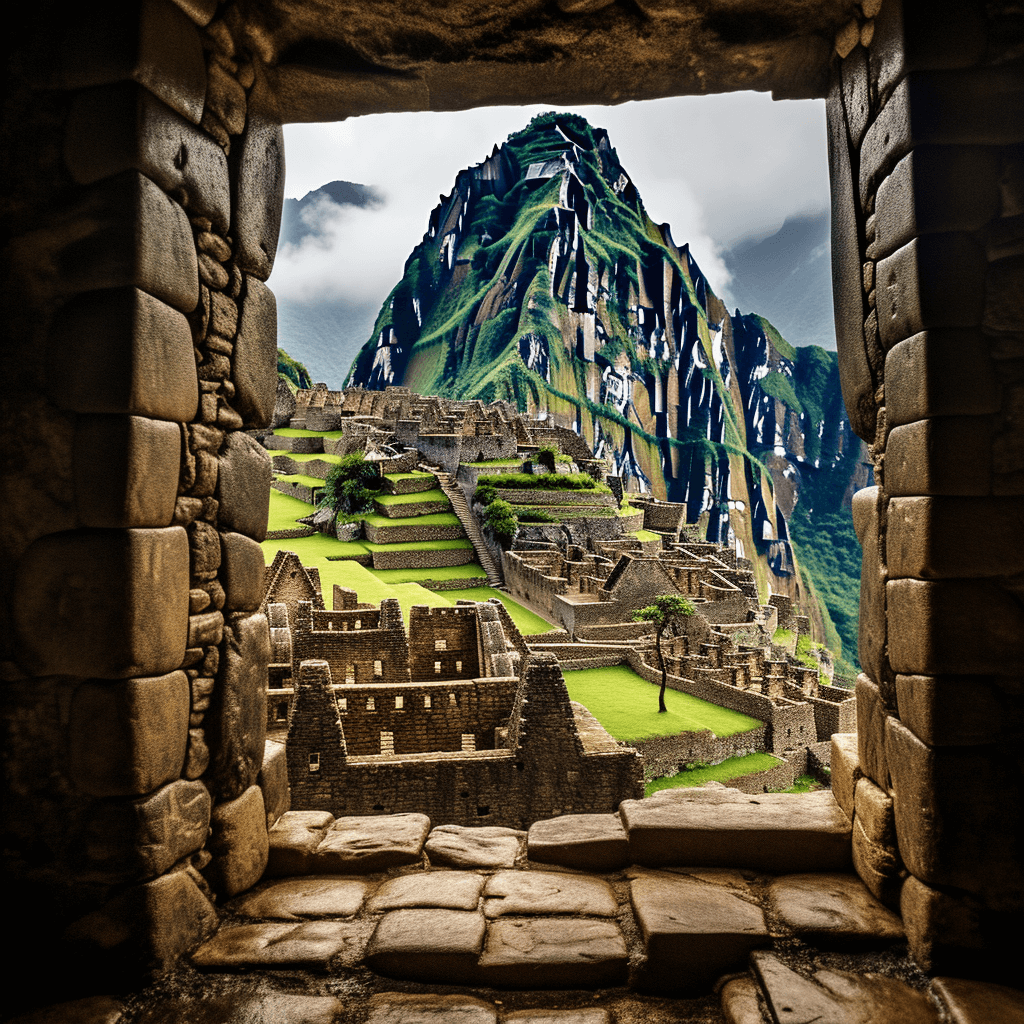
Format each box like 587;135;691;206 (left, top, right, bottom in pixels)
320;453;383;517
474;472;607;505
483;499;518;543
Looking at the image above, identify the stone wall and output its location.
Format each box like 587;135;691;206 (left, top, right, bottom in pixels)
370;547;475;570
632;725;768;781
407;605;482;681
363;520;466;544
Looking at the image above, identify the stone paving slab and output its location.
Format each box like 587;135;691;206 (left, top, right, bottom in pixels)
367;871;485;912
134;994;347;1024
476;918;628;989
9;998;124;1024
230;876;370;919
364;909;486;985
365;993;497;1024
266;811;336;877
314;814;430;873
191;920;371;970
527;814;629;873
931;977;1024;1024
483;870;618;918
629;869;769;994
752;952;939;1024
425;825;524;868
620;789;852;873
504;1012;612;1024
769;873;904;949
719;976;766;1024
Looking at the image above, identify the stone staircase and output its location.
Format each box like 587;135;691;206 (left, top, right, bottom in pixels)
435;471;503;587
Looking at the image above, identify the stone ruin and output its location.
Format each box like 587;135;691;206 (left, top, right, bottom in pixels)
2;0;1021;1018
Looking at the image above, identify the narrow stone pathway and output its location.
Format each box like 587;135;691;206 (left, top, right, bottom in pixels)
435;471;504;586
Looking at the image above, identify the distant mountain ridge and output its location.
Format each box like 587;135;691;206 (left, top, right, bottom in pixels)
342;112;868;670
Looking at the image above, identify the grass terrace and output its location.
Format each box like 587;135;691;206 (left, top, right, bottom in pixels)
268;489;318;532
273;451;344;464
270;428;345;439
370;563;488;583
562;664;761;742
644;752;785;796
374;489;450;506
361;511;462;528
275;472;329;490
384;471;437;481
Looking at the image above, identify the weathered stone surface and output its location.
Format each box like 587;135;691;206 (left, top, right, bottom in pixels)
752;952;938;1024
14;527;189;678
205;785;268;897
367;871;485;912
69;671;188;797
365;993;497;1024
851;776;903;905
192;920;370;970
8;998;123;1024
483;870;617;918
631;869;768;993
135;993;347;1024
887;579;1024;675
502;1012;609;1024
886;418;993;497
856;675;890;789
49;288;198;423
67;869;217;968
221;531;267;611
527;813;628;872
719;976;766;1024
217;432;272;541
64;82;229;232
895;674;1021;747
931;977;1024;1024
315;814;430;873
830;733;860;820
258;738;290;827
852;486;886;687
364;909;485;984
234;277;278;429
887;717;1024;906
900;875;990;976
208;612;270;801
984;254;1024;334
232;876;370;919
233;114;285;281
769;873;903;948
620;788;852;873
424;825;522;869
267;810;335;876
477;918;628;989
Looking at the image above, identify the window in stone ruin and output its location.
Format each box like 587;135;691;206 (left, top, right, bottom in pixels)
308;753;320;773
367;697;375;710
449;693;458;706
380;731;394;754
395;695;403;709
434;661;442;674
355;620;362;629
477;806;490;817
462;734;476;751
456;660;463;673
346;664;355;683
339;697;347;710
424;695;432;709
435;639;447;651
374;659;383;676
276;702;288;721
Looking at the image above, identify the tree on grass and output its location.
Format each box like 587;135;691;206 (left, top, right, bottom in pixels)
483;498;518;545
633;594;695;713
320;453;382;517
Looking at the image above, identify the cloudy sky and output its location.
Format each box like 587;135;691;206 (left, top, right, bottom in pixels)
271;93;831;383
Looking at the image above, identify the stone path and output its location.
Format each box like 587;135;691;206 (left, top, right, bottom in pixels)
435;472;503;586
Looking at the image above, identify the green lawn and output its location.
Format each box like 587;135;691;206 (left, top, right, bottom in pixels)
275;473;328;489
362;511;462;528
562;665;762;742
370;563;487;583
444;587;559;634
630;530;660;542
267;489;316;532
361;539;474;552
374;489;450;505
384;471;436;481
271;428;345;439
466;458;522;467
645;752;785;796
275;451;344;464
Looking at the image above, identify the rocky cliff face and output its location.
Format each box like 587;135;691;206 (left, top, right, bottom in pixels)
347;113;868;665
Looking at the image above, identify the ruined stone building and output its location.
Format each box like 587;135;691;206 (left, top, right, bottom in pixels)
2;0;1021;1009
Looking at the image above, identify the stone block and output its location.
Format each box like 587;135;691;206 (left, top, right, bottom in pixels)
861;70;1024;207
233;114;284;281
875;235;987;350
719;976;765;1024
364;909;485;985
901;875;988;976
47;0;206;124
232;877;369;920
527;813;629;872
233;277;278;428
314;813;431;874
855;675;889;790
366;994;498;1024
483;870;617;918
854;776;896;849
205;785;269;897
66;869;217;969
53;172;199;315
852;485;886;686
839;45;869;148
134;993;348;1024
931;977;1024;1024
64;83;229;231
192;920;370;970
189;520;221;576
830;732;860;819
48;288;198;422
74;415;180;529
826;77;876;442
620;788;852;873
885;330;999;426
887;496;1024;579
885;418;992;497
13;527;189;678
896;673;1022;747
6;997;124;1024
984;254;1024;334
76;778;210;882
630;870;769;993
852;815;905;908
424;825;522;869
887;717;1024;908
368;872;485;912
217;432;272;541
207;612;270;800
887;578;1024;675
769;872;903;949
266;810;335;877
69;671;189;797
167;0;217;26
221;532;266;611
477;918;628;989
875;148;1002;258
257;739;290;827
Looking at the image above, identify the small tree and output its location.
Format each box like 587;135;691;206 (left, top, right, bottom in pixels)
633;594;695;713
320;453;382;517
483;498;518;545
